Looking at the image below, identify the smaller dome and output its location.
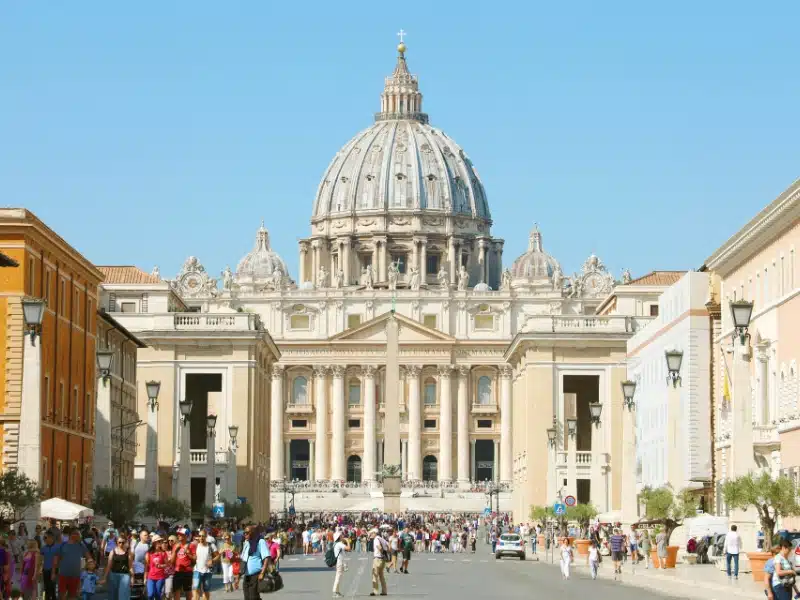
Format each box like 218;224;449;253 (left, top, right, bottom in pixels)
235;220;289;283
510;224;562;281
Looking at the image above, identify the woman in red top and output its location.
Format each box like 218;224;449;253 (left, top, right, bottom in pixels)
145;535;169;600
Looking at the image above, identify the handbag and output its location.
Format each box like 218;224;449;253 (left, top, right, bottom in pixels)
257;563;284;594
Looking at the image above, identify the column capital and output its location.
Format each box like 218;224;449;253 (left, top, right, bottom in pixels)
299;240;310;253
405;365;422;377
457;365;471;378
331;364;346;378
311;239;321;249
363;365;377;379
412;235;428;245
271;364;285;380
437;364;455;378
499;365;513;379
313;365;329;378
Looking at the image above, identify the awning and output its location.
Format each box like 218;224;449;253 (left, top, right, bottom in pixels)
40;497;94;521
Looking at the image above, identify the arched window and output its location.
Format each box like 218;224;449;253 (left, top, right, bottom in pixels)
292;376;308;405
478;376;492;405
422;456;438;481
347;455;362;483
348;379;361;406
424;377;437;406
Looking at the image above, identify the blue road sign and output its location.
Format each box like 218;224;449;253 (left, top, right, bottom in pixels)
553;503;566;515
212;502;225;519
289;506;296;516
483;507;491;516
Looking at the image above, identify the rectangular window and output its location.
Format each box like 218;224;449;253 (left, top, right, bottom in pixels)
70;462;78;499
85;392;91;433
649;305;659;317
423;315;437;330
74;290;79;321
45;375;51;419
56;460;63;497
44;269;50;306
391;255;407;274
426;254;440;275
60;280;66;316
42;457;49;493
120;302;136;313
477;419;493;428
348;383;361;406
290;314;310;330
347;314;362;329
73;387;78;428
59;382;65;422
28;258;35;295
348;419;361;428
474;314;494;330
423;419;437;429
424;382;437;405
291;419;308;428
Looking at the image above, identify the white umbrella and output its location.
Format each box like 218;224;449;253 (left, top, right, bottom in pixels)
40;497;94;521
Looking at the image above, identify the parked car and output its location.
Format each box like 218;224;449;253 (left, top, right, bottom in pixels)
495;533;526;560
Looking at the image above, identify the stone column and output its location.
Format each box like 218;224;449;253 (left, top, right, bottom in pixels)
457;366;470;484
731;342;757;550
309;439;316;481
284;440;291;480
372;244;379;280
493;439;500;482
438;366;453;481
94;374;112;489
590;418;606;512
470;439;477;482
401;440;407;479
667;376;682;488
756;344;769;425
375;237;387;282
314;366;329;480
499;366;512;483
363;366;377;485
407;365;422;480
19;330;41;531
270;365;285;481
478;239;488;284
205;429;217;507
621;403;638;525
342;237;351;286
299;242;308;284
448;237;457;284
311;241;320;286
144;398;159;500
331;365;346;481
420;238;428;282
411;241;419;277
178;416;191;505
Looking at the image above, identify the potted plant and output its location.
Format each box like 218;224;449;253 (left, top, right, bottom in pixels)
566;504;598;556
529;505;556;549
639;485;696;568
721;472;800;582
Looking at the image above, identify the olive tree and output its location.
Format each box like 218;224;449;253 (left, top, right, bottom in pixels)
639;485;697;545
721;472;800;545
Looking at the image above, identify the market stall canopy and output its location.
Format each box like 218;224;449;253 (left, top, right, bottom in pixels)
40;498;94;520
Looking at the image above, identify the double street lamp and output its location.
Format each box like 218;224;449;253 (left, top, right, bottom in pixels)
621;380;637;412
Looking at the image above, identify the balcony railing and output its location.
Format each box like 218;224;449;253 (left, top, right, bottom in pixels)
471;402;499;414
556;450;595;466
108;312;263;332
286;402;314;414
753;425;779;444
523;315;653;335
180;450;230;464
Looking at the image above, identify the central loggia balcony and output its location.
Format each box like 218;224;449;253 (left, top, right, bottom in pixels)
522;315;654;335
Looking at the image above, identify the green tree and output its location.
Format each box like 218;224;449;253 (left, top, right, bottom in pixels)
529;505;555;523
225;501;253;524
141;498;190;527
92;487;140;528
721;472;800;544
566;504;598;533
0;470;41;528
639;485;696;545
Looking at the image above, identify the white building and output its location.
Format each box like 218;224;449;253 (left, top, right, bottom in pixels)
625;271;713;509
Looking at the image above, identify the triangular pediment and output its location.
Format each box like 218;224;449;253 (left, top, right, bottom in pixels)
330;311;455;343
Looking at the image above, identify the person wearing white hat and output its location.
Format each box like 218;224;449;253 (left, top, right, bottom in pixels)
331;531;350;598
369;530;388;596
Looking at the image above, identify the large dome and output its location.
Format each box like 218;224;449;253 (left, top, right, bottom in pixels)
510;225;562;282
311;45;490;222
235;221;289;285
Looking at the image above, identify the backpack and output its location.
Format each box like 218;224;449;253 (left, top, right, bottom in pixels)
324;546;337;568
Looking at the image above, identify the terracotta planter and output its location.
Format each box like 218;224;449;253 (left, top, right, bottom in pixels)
567;536;575;546
537;534;545;548
650;546;679;568
748;552;773;582
575;539;591;556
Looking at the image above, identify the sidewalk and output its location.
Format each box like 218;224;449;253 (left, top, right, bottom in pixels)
533;551;767;599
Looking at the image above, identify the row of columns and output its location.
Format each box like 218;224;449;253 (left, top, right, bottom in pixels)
298;236;505;287
269;363;514;483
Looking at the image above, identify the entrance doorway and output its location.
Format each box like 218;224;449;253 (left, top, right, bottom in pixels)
474;440;494;481
422;456;438;481
347;455;362;483
290;440;310;481
185;373;223;449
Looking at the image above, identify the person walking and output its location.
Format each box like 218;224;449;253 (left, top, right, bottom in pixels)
100;534;133;600
559;538;573;580
54;528;93;600
640;531;651;569
655;529;668;570
241;527;270;600
388;531;399;574
219;534;236;593
399;528;413;575
723;524;742;581
369;530;388;597
331;531;350;599
588;540;600;580
144;535;168;600
40;532;60;600
770;539;795;600
192;530;218;600
20;539;41;600
609;528;625;577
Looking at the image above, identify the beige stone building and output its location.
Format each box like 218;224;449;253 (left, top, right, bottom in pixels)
705;178;800;531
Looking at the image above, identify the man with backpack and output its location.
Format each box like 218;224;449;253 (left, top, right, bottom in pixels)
399;527;414;575
370;530;389;596
327;531;350;599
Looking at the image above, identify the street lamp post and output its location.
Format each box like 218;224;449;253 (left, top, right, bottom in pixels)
664;350;683;487
144;381;161;499
177;399;194;507
205;414;218;509
588;401;604;511
94;349;115;488
621;379;638;524
227;425;239;503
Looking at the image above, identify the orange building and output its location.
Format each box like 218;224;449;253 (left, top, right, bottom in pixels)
0;209;104;505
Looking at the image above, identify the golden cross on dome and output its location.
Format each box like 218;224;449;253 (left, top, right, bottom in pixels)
397;29;407;43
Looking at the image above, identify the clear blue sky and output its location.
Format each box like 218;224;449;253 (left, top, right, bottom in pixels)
2;2;799;282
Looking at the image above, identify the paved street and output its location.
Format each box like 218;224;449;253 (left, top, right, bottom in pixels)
202;551;689;600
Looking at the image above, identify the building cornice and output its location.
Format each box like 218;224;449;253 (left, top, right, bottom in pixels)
704;178;800;275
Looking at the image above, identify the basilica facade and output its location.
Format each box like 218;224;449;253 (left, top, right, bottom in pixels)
103;43;668;518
